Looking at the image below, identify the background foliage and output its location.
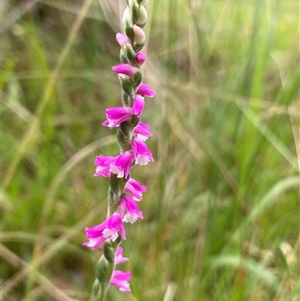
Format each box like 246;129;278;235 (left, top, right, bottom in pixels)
1;0;299;300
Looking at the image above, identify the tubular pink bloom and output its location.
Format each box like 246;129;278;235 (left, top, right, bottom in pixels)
125;178;146;201
121;195;144;224
83;213;126;250
110;270;131;292
103;106;132;128
110;151;133;178
136;83;156;98
132;138;154;166
94;155;115;177
116;33;131;49
133;122;152;141
83;233;106;250
131;95;145;116
112;64;137;77
103;213;126;241
135;52;147;66
115;246;129;264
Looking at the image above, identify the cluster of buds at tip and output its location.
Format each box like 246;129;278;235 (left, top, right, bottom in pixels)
84;0;154;299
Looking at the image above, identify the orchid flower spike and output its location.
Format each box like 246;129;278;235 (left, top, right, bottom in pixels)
85;1;155;298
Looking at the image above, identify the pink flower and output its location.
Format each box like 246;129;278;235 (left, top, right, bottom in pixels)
133;122;152;141
132;138;154;166
102;97;145;129
111;247;131;291
121;195;144;224
102;107;132;128
110;270;131;292
115;246;129;264
125;178;146;201
87;3;154;295
132;95;145;116
112;64;137;77
136;83;156;98
116;33;131;49
110;151;133;178
83;213;126;250
135;52;147;66
94;155;115;177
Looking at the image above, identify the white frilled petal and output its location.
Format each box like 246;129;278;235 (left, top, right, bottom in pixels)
133;122;152;141
123;213;139;224
131;138;154;165
109;165;124;178
102;229;118;241
110;152;133;179
83;237;98;248
136;154;153;166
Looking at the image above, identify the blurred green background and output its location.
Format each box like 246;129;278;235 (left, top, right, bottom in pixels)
1;0;299;300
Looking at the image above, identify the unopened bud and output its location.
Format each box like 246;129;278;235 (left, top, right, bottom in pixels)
131;1;139;24
109;174;121;198
118;123;132;150
119;44;137;64
125;44;137;63
135;52;147;66
120;121;133;137
120;49;129;63
133;25;145;44
123;7;132;28
96;257;107;283
130;115;140;128
119;74;135;97
127;0;136;7
92;279;100;299
137;0;148;5
121;90;131;106
137;6;147;27
125;26;135;43
103;242;115;264
133;69;143;88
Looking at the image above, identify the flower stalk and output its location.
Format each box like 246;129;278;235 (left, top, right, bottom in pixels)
84;1;155;300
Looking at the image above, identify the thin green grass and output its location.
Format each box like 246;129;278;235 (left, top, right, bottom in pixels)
1;0;299;300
